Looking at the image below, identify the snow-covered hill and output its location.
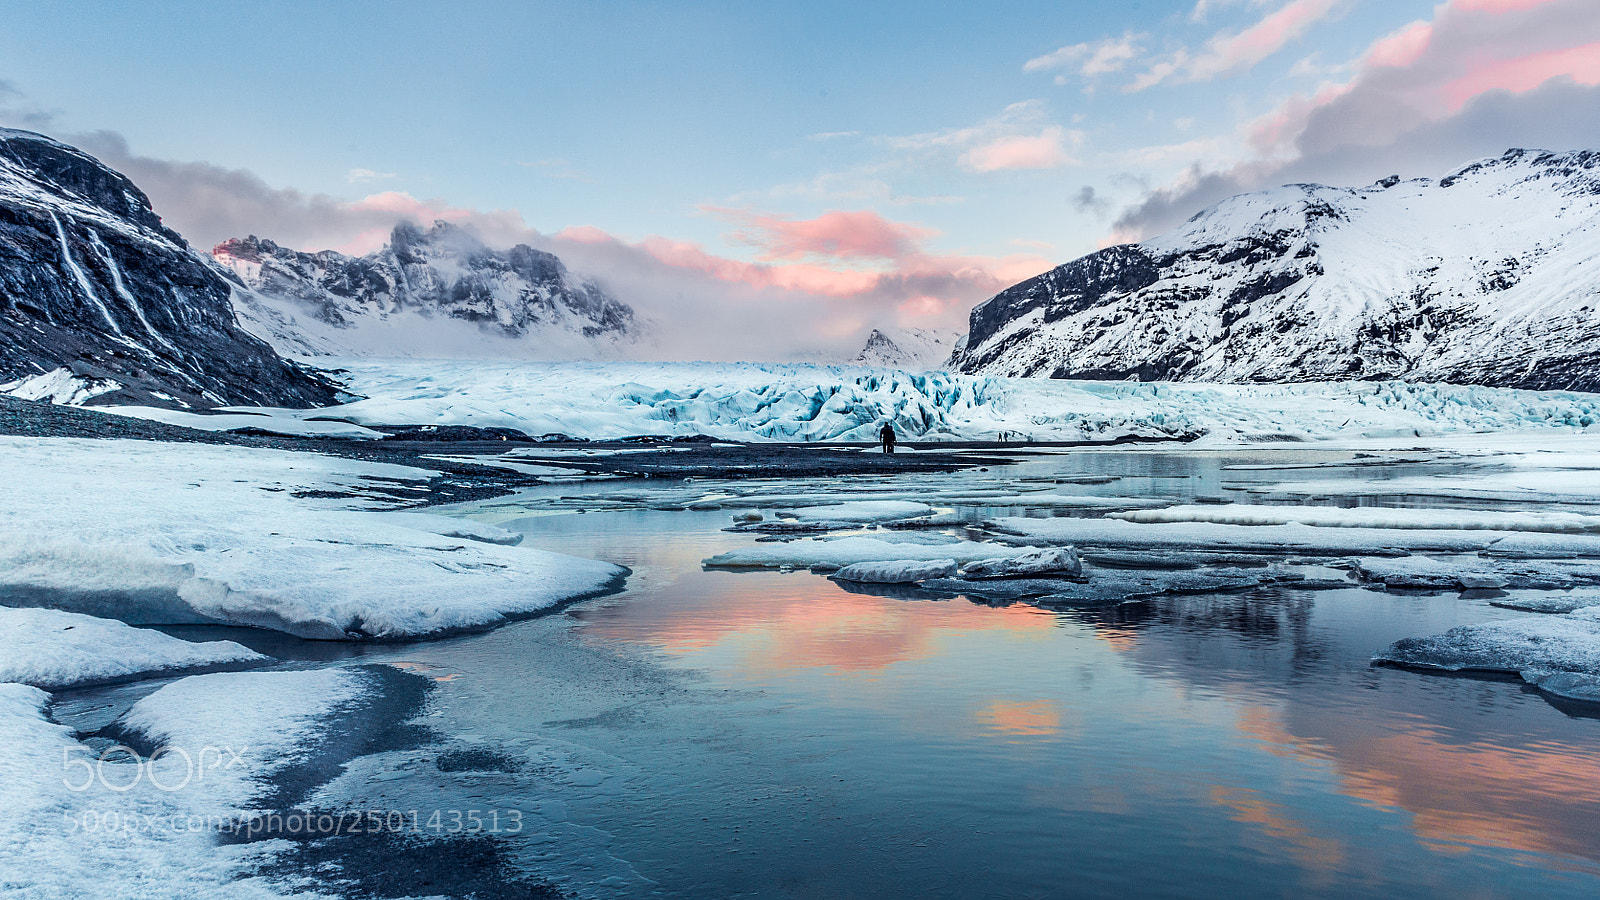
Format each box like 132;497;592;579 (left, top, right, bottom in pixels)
953;149;1600;391
853;327;961;369
0;129;338;407
216;222;642;360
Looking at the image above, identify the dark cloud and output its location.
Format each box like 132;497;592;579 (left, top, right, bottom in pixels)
1113;78;1600;239
1071;185;1111;217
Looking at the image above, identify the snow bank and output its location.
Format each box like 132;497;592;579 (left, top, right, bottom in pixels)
93;358;1600;443
117;669;370;807
98;406;384;439
1;366;120;404
0;437;625;639
0;669;368;899
1110;504;1600;534
0;608;266;690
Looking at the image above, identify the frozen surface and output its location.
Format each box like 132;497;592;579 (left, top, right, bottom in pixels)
0;437;625;639
830;559;958;584
986;515;1506;555
1376;610;1600;702
781;500;934;523
960;546;1083;579
1111;504;1600;534
98;405;385;439
0;607;266;690
705;537;1037;571
92;358;1600;443
0;668;370;899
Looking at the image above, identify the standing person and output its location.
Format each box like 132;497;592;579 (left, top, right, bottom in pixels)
879;421;896;454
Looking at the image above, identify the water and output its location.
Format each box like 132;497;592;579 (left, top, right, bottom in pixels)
284;447;1600;899
79;448;1600;897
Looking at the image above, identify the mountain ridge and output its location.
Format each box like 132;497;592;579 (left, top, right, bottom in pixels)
0;128;339;408
952;148;1600;392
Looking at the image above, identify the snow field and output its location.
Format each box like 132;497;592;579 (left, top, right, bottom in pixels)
0;668;372;899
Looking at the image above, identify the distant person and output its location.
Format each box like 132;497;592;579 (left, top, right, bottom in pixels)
879;422;896;454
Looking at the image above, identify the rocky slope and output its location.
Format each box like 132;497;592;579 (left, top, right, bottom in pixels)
0;129;339;408
952;149;1600;391
852;327;961;369
216;222;640;359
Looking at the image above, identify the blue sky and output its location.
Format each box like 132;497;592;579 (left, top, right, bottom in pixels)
3;0;1597;357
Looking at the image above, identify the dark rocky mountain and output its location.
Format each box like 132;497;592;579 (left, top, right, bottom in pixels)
0;128;340;408
216;222;641;359
952;149;1600;392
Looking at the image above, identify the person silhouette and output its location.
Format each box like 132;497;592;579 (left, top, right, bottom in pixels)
879;421;896;454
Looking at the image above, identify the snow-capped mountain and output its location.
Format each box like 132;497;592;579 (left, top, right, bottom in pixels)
952;149;1600;391
216;222;641;359
0;129;339;407
853;327;962;369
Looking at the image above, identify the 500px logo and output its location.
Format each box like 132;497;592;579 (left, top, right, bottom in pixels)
63;745;250;792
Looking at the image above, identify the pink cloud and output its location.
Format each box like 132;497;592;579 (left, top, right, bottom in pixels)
1245;0;1600;154
1438;41;1600;108
706;207;941;261
1363;20;1433;69
1190;0;1349;80
960;127;1076;172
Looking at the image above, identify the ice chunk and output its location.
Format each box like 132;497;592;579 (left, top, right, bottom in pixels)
986;515;1492;555
830;559;958;584
704;537;1038;571
960;547;1083;579
1375;614;1600;678
0;608;267;690
1490;594;1600;614
1110;504;1600;534
1520;670;1600;702
780;500;935;523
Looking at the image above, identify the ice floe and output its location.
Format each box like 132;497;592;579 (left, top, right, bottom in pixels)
1110;504;1600;534
959;547;1083;579
1375;610;1600;703
704;537;1033;571
780;500;934;523
830;559;959;584
0;608;267;690
0;437;625;639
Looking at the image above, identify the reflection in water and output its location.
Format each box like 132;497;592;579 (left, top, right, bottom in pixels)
415;450;1600;898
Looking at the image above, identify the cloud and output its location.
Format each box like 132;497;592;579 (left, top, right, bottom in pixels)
807;130;861;141
0;78;58;131
1024;33;1145;79
1072;185;1112;217
1131;0;1351;90
345;168;397;184
960;126;1079;172
707;207;940;262
25;127;1048;359
1112;0;1600;238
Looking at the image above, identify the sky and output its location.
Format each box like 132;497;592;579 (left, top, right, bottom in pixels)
2;0;1598;360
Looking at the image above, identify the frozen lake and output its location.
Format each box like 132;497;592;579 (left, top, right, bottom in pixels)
201;444;1600;898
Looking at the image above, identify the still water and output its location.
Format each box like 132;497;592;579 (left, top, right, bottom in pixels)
324;449;1600;898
